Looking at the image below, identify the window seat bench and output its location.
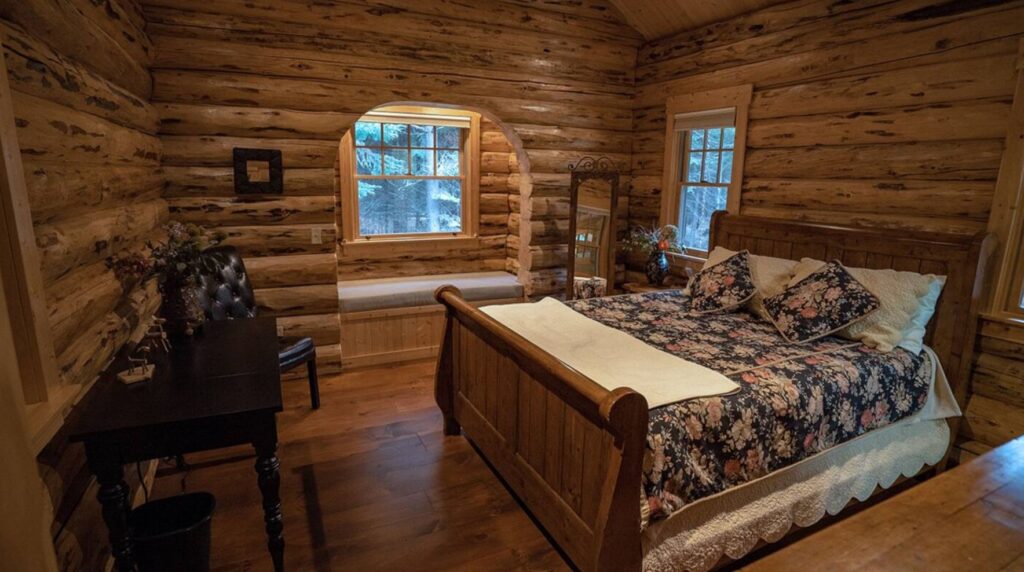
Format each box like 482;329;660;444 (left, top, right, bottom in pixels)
338;271;525;368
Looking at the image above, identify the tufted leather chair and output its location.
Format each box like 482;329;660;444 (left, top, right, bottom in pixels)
196;245;320;409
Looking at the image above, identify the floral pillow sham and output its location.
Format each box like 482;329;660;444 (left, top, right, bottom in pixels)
763;260;880;343
689;250;757;313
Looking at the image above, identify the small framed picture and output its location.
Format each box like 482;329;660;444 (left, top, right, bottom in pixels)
233;148;283;194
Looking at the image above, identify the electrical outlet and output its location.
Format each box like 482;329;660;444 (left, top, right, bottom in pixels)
276;324;285;337
311;227;323;244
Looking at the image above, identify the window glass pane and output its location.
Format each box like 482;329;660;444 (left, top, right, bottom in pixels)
356;147;381;175
677;185;728;251
690;129;705;150
703;151;720;183
355;122;381;146
358;178;462;235
437;150;460;176
436;126;460;149
383;149;409;175
722;127;735;149
410;124;434;148
383;123;408;147
706;128;722;150
686;151;702;183
411;149;434;176
719;151;733;183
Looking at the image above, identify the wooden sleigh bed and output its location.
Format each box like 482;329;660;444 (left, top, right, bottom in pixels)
433;213;994;572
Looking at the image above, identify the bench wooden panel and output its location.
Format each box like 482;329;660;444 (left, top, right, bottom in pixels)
339;296;523;369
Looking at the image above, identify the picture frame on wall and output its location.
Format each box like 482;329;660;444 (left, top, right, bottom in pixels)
233;148;283;194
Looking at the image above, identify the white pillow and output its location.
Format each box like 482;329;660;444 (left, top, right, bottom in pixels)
704;247;798;320
897;276;946;354
788;258;945;352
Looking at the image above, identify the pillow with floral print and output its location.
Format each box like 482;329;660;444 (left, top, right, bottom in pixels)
763;260;880;343
689;250;757;313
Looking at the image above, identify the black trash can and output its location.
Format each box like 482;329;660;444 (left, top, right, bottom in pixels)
130;492;216;572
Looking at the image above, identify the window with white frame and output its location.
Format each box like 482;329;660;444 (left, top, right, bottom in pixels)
347;109;476;238
660;86;751;258
673;109;736;253
354;119;464;236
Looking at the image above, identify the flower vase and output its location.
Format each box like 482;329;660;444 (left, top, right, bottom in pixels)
645;250;670;286
160;274;204;338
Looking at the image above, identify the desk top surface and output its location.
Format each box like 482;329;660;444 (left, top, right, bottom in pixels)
744;435;1024;571
69;317;282;441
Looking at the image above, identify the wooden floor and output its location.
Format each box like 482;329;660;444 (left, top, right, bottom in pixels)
151;360;571;571
746;435;1024;572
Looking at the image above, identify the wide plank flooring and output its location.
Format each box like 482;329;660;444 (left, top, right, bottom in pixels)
150;361;570;571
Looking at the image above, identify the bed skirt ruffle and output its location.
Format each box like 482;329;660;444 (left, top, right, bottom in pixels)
642;418;949;572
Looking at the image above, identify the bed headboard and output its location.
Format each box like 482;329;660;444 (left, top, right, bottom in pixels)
709;212;996;410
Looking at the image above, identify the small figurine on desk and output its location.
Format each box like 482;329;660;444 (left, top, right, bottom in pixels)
146;317;172;352
118;344;154;385
116;314;170;385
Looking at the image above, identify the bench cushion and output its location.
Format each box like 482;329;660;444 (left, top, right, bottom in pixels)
338;271;523;313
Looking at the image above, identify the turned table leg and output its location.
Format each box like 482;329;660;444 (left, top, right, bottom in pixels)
255;441;284;571
96;464;134;572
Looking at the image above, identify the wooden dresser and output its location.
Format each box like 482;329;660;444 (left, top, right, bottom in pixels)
744;435;1024;571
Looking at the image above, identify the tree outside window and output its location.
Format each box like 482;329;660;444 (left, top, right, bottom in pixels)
353;120;464;236
677;127;735;251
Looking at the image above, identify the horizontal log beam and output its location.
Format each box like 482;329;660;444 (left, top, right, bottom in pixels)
161;135;337;168
743;139;1003;181
215;224;337;257
747;98;1011;148
244;253;338;289
1;0;152;97
163;167;335;197
14;92;161;166
742;178;992;220
157;103;360;140
167;196;335;226
35;200;168;281
2;21;158;133
254;284;339;317
24;163;164;224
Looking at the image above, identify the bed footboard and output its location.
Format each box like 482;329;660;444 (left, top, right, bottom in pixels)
434;286;648;572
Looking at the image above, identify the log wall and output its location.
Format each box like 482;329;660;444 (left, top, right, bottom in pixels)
629;0;1021;236
143;0;640;316
960;319;1024;461
1;0;165;570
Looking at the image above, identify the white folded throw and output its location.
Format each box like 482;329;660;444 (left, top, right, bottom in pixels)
481;298;739;408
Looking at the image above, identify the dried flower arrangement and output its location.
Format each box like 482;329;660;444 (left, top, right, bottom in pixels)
107;222;225;336
620;224;686;257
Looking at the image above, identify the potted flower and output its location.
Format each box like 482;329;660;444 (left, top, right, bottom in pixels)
108;222;224;337
621;225;685;285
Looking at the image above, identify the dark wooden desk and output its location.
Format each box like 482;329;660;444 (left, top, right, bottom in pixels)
68;317;285;572
744;435;1024;571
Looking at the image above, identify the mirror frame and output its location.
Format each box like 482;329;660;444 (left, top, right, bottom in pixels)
566;156;620;300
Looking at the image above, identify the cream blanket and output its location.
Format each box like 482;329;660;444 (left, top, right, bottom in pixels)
481;298;739;408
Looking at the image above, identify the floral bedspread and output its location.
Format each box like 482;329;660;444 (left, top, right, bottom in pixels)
566;291;932;523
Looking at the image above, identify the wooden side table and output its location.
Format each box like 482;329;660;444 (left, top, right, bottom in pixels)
622;281;685;294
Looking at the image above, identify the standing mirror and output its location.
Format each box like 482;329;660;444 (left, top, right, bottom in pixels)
567;157;620;300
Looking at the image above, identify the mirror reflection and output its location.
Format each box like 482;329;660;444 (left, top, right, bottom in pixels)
567;158;619;300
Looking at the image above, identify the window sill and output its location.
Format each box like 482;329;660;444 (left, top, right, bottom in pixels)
667;251;707;264
339;235;480;257
979;310;1024;330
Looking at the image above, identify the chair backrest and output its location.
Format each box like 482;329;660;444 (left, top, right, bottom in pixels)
196;245;258;320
